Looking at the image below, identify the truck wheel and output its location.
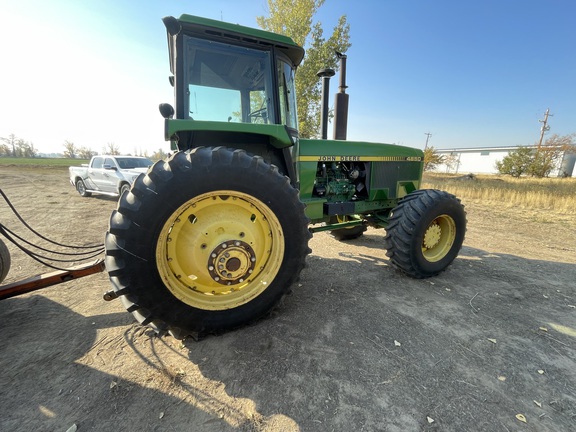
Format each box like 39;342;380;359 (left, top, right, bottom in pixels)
0;238;10;283
75;179;91;197
383;189;466;278
329;215;367;241
105;147;311;337
119;183;130;197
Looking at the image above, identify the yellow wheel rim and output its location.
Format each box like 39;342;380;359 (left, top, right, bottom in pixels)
156;190;284;310
421;214;456;262
335;214;360;230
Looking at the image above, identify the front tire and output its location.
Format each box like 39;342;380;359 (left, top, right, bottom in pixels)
384;189;466;278
119;183;130;197
75;179;91;197
105;148;311;337
329;215;367;241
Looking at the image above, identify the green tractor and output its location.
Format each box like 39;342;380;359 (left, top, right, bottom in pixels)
105;14;466;338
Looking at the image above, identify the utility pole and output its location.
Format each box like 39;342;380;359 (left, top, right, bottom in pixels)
537;108;552;149
424;132;432;150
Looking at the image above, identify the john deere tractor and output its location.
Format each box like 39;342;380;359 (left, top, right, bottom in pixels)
104;14;466;338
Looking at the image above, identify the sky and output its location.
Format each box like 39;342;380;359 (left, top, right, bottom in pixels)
1;0;575;155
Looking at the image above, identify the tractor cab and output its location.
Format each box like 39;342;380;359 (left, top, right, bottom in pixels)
160;15;303;154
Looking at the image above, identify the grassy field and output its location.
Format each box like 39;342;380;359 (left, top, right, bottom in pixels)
423;172;576;215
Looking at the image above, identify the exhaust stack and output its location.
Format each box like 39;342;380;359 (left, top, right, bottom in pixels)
333;52;349;140
317;68;335;140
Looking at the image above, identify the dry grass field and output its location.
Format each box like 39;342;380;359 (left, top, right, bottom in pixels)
424;172;576;218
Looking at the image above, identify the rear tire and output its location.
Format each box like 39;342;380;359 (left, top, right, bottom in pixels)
0;238;10;283
105;147;311;337
384;189;466;278
75;179;91;197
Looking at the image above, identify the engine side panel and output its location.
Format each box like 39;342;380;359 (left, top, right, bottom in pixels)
297;138;424;222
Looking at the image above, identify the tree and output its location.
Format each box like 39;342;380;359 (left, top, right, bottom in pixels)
496;134;576;178
495;146;533;177
257;0;351;138
528;134;575;178
78;146;97;160
15;139;37;158
151;148;168;161
63;140;77;158
105;142;120;155
1;134;18;157
423;146;445;171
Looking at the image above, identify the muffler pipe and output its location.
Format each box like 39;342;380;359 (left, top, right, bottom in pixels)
333;52;349;140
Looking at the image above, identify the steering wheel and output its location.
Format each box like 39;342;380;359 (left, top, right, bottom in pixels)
248;107;268;123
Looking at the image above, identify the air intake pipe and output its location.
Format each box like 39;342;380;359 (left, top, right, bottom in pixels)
317;68;335;140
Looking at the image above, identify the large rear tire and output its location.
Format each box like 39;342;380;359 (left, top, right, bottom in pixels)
105;148;311;337
0;238;10;283
383;189;466;278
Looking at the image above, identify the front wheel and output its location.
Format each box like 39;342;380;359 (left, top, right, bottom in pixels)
119;183;130;197
105;148;311;337
75;179;91;197
383;189;466;278
329;215;367;241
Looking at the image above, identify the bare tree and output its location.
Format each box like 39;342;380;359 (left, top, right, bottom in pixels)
0;143;9;156
63;141;77;158
15;139;37;158
151;148;168;161
78;146;97;160
106;142;121;155
1;134;18;157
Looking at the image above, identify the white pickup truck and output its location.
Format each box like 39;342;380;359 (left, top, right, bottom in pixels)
69;155;153;197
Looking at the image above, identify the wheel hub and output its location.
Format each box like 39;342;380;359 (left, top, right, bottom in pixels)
423;223;442;249
207;240;256;285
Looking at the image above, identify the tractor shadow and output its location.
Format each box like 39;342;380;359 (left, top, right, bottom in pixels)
0;295;275;431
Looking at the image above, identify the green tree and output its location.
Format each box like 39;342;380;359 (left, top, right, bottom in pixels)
528;134;575;178
257;0;351;138
495;146;533;177
423;147;445;171
497;134;576;178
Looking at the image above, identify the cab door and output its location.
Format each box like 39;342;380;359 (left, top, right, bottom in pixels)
99;157;121;192
87;157;105;190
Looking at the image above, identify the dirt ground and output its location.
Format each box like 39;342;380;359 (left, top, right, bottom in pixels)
1;165;575;432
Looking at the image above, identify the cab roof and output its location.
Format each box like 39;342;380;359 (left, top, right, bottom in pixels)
165;14;305;67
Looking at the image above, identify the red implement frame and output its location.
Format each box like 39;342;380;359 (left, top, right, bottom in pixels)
0;260;105;300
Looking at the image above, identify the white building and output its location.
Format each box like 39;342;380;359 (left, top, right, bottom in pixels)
434;146;576;177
